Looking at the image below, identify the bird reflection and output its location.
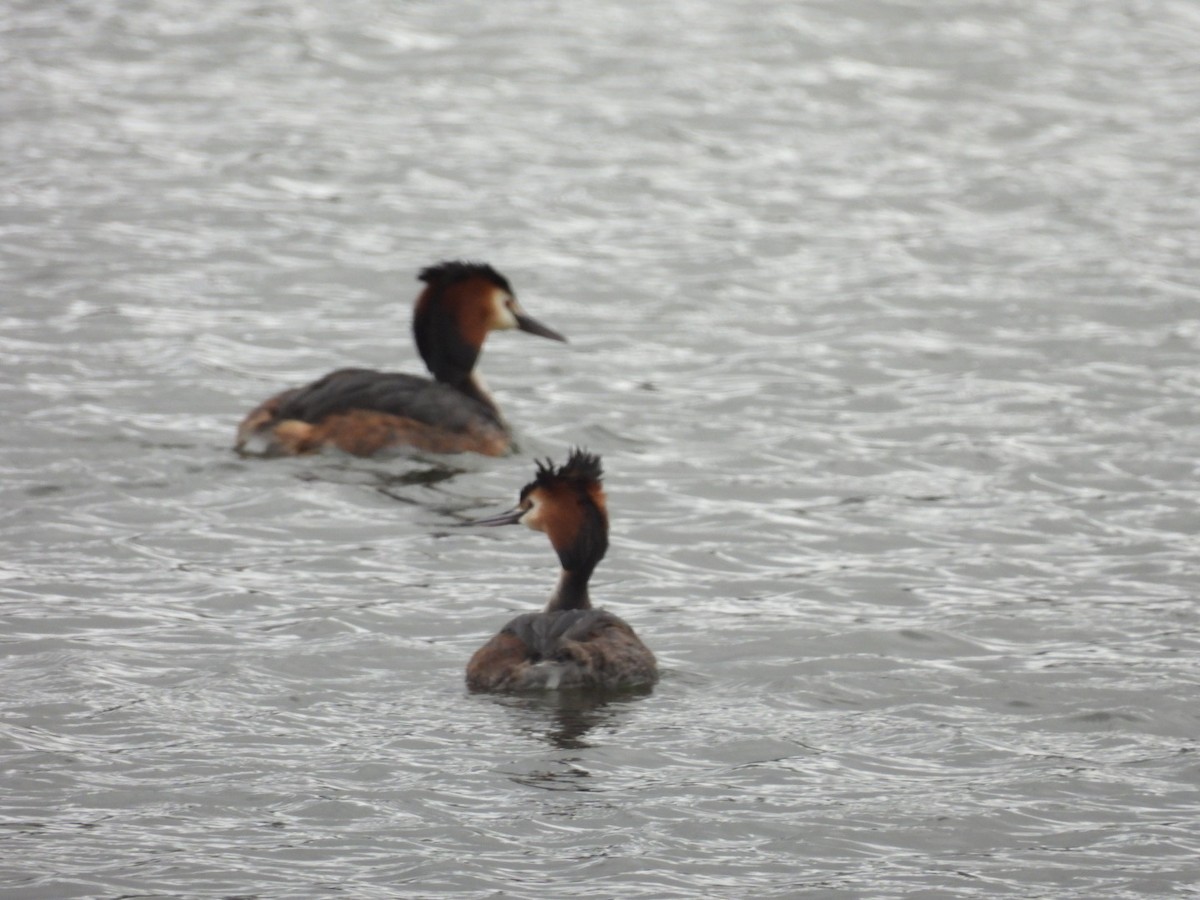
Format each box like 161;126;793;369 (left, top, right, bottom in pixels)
500;686;653;751
370;461;465;502
283;458;467;501
489;687;654;791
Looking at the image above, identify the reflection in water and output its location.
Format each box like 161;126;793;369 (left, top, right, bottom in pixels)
489;688;655;791
502;687;655;751
371;462;467;500
281;457;467;499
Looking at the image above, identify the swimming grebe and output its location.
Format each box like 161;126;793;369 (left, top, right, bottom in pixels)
464;450;658;692
235;261;566;457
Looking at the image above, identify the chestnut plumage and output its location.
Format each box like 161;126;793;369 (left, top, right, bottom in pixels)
235;261;565;458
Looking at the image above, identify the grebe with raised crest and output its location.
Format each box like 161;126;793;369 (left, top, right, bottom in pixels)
464;450;658;692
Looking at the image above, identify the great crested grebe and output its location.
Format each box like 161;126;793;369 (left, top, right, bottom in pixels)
235;261;566;457
464;450;658;692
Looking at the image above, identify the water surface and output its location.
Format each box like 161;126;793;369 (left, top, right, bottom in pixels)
3;0;1199;897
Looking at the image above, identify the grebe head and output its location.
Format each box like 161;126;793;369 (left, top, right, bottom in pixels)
467;449;608;606
413;261;566;384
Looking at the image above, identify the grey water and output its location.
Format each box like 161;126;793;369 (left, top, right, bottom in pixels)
3;0;1199;897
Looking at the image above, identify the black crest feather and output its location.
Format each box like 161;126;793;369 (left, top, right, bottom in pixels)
417;260;513;295
532;448;603;489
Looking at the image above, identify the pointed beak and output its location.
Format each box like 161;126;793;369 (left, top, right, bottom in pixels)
513;307;567;343
459;506;525;527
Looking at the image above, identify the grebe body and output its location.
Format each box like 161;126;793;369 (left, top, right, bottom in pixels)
464;450;657;692
235;262;565;457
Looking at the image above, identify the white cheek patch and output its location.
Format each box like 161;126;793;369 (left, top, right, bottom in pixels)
491;291;519;331
521;496;544;531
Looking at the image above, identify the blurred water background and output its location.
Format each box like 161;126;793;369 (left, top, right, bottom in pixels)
2;0;1199;896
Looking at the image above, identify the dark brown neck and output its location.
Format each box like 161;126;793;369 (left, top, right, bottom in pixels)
543;498;607;612
545;568;592;612
413;298;483;388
